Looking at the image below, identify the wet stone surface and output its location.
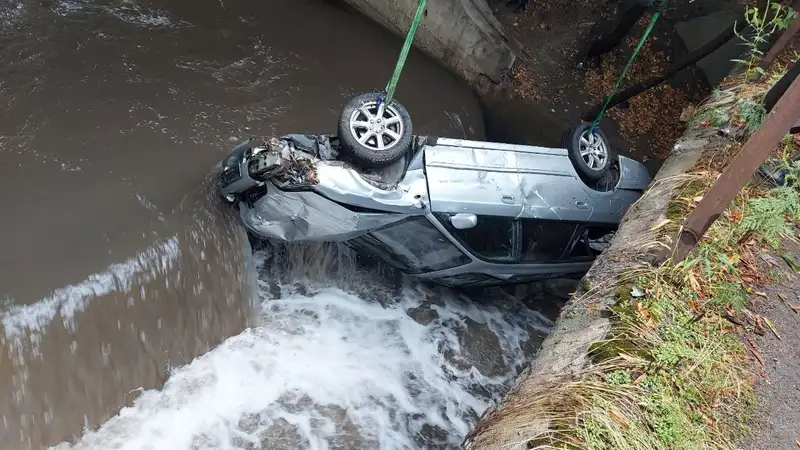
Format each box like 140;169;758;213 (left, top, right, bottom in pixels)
457;317;508;378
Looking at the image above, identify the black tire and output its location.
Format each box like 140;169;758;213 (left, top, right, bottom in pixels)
337;92;413;168
562;123;614;182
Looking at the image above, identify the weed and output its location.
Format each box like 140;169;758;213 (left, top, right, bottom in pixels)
732;1;797;79
605;370;632;385
735;98;765;134
739;186;800;248
711;282;748;312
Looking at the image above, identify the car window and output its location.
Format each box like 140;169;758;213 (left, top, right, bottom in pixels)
520;220;579;263
433;273;499;287
437;213;519;263
346;233;413;272
368;216;471;274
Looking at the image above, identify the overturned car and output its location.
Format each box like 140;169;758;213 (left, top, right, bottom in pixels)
219;93;652;288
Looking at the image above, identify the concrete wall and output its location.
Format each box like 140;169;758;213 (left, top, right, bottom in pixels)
342;0;517;87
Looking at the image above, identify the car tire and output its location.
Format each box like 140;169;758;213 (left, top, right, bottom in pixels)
562;123;615;181
337;92;413;168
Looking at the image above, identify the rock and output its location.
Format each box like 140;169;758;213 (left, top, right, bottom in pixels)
414;423;450;449
252;418;310;450
408;305;440;325
457;317;507;377
319;405;377;450
544;279;578;301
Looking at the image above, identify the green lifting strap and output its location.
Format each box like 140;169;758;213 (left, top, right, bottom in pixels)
590;11;661;133
383;0;427;105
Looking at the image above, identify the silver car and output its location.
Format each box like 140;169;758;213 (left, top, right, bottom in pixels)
218;131;651;288
220;92;650;288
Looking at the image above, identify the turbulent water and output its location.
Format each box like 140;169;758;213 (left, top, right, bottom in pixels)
51;245;554;449
0;0;557;448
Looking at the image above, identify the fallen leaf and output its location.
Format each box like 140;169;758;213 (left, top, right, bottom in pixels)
791;304;800;312
689;272;702;293
631;286;645;298
692;195;704;203
755;291;767;297
764;317;782;340
632;373;647;385
650;218;672;231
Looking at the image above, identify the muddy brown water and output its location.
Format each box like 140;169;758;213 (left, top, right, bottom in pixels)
0;0;486;448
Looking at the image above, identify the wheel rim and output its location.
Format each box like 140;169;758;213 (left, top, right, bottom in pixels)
579;129;609;171
349;100;404;151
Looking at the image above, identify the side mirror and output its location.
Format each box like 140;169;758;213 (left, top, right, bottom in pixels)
450;213;477;230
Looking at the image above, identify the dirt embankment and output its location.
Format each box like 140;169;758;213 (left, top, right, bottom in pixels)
479;0;753;171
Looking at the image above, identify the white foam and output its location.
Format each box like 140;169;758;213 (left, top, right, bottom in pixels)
0;1;26;28
1;237;180;339
52;0;191;29
51;265;549;449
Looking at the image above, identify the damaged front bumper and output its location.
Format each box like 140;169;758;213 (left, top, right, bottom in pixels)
218;134;426;243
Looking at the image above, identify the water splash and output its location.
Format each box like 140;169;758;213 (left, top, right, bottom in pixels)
1;237;180;340
50;248;551;449
52;0;191;29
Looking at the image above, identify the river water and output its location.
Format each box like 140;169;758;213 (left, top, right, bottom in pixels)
0;0;557;448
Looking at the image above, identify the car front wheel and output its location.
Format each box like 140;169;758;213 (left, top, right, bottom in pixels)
337;92;413;168
562;123;614;182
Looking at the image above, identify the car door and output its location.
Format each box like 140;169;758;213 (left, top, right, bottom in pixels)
424;138;596;223
424;139;523;217
435;213;522;263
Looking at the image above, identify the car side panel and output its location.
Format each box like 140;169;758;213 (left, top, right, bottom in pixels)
514;151;595;222
240;183;415;242
425;139;598;222
424;142;523;217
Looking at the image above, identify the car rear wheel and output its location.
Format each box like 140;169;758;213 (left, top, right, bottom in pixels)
338;92;413;168
562;123;614;181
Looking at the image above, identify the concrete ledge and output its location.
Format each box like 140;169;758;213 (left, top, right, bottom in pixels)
342;0;517;86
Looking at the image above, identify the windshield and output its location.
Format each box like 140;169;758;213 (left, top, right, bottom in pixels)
353;216;470;274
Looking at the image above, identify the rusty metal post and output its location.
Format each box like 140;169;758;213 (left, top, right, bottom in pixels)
669;73;800;262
